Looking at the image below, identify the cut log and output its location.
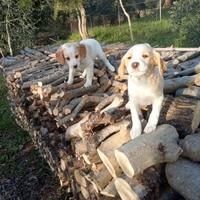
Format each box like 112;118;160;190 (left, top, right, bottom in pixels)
179;133;200;161
166;158;200;200
164;73;200;94
65;115;89;140
57;95;104;127
165;63;200;79
101;166;160;198
159;96;200;137
175;86;200;99
100;94;124;113
85;167;112;192
115;124;182;178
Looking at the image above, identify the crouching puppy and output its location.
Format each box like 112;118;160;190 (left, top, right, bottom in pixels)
118;43;167;139
55;38;115;87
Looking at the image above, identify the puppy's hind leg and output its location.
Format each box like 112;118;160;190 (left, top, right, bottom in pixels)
97;49;115;72
84;61;94;87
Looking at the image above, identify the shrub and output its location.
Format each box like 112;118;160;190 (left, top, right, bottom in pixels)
169;0;200;47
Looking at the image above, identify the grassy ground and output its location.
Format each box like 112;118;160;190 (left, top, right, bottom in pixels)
59;10;177;47
0;75;66;200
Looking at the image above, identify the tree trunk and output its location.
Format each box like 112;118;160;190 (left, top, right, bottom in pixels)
163;0;173;8
5;13;13;56
78;4;89;39
76;9;84;39
118;0;133;42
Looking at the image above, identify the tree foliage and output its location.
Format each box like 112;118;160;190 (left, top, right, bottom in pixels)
0;0;36;55
169;0;200;47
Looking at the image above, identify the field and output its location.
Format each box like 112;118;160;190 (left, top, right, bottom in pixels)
0;11;177;199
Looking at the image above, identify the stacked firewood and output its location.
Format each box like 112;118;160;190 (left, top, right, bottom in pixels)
1;43;200;200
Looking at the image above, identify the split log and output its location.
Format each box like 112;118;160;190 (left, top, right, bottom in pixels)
74;169;87;187
179;133;200;161
115;124;182;178
63;98;82;115
97;126;131;177
65;115;89;140
166;158;200;200
57;95;104;127
164;73;200;94
22;70;66;89
80;111;116;132
85;166;112;192
62;83;100;103
100;94;124;114
159;96;200;137
175;86;200;99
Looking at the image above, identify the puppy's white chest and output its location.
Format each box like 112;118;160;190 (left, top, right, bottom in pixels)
128;80;155;106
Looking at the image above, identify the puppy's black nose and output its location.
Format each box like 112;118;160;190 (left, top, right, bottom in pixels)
74;65;78;69
131;62;139;69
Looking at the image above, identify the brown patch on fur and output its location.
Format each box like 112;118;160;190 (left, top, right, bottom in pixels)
79;44;86;59
153;51;167;76
55;47;65;65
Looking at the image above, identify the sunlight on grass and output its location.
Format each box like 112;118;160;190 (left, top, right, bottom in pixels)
67;17;177;47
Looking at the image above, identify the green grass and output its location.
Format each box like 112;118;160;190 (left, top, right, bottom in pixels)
0;75;30;168
63;12;177;47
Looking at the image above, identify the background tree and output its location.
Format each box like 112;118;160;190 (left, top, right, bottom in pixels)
169;0;200;47
0;0;36;55
54;0;89;39
118;0;133;42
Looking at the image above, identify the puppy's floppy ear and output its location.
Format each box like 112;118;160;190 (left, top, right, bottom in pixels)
153;50;167;76
79;44;86;59
118;55;127;77
55;46;65;65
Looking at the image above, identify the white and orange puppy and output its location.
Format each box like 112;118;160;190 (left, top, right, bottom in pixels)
55;39;115;87
118;43;167;139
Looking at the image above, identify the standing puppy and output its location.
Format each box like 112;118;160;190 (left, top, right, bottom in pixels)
55;39;115;87
118;44;167;139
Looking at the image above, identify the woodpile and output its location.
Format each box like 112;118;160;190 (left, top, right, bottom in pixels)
1;43;200;199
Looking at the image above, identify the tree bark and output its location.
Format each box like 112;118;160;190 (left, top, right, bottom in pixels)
78;4;89;39
166;158;200;200
180;134;200;162
159;96;200;137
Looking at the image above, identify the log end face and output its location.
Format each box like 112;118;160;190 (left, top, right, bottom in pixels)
115;149;134;178
97;148;117;178
114;178;140;200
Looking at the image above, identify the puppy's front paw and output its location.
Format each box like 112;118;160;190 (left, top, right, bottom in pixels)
144;124;156;133
130;127;141;139
84;82;92;88
109;65;115;72
67;80;73;85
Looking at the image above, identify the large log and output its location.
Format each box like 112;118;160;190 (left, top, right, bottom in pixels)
179;133;200;162
115;124;182;178
159;96;200;137
164;73;200;94
166;158;200;200
175;86;200;99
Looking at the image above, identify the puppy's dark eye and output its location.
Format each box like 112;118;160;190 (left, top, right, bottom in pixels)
142;54;148;58
75;55;79;59
127;56;132;60
66;57;70;61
